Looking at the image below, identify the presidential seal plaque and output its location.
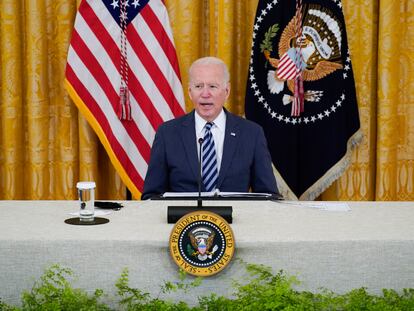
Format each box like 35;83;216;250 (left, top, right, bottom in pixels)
169;211;235;276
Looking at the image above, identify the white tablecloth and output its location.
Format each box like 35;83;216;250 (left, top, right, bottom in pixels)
1;200;413;306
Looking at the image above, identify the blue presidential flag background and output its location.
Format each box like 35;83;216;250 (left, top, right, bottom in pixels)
245;0;362;200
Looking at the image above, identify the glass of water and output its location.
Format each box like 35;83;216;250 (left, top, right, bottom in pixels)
76;181;96;222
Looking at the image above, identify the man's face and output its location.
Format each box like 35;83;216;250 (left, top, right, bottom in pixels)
188;63;230;122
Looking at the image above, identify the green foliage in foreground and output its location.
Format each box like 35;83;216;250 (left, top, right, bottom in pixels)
1;263;414;311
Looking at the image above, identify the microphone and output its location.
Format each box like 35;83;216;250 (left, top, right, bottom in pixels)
166;135;232;224
197;137;204;208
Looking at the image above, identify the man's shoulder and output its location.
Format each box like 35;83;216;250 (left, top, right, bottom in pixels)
158;112;193;130
226;111;263;131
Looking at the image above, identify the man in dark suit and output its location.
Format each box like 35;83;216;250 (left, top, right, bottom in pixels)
141;57;278;199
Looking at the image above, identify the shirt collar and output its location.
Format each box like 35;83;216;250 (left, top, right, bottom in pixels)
195;109;226;135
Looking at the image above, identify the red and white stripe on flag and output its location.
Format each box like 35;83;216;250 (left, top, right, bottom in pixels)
64;0;185;198
276;52;298;80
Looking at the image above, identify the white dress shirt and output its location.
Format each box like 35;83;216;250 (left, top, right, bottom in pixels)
195;109;226;172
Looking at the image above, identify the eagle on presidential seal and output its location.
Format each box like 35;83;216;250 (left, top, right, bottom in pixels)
187;227;218;261
264;4;343;108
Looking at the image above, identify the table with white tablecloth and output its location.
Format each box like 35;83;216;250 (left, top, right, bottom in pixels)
0;200;413;306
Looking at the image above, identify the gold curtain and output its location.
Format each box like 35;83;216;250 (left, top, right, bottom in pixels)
0;0;413;200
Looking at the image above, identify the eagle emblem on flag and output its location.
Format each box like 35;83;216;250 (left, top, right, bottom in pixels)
265;5;344;110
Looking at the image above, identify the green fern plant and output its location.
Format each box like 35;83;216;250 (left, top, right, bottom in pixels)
1;262;413;310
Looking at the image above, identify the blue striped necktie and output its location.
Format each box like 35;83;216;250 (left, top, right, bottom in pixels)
202;122;218;192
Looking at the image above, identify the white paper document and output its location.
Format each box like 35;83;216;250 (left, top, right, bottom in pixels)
162;190;273;198
298;202;351;212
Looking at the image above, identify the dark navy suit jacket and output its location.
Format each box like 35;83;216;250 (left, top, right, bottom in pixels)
141;110;278;199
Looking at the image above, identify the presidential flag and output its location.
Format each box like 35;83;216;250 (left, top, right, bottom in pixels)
245;0;362;200
65;0;185;198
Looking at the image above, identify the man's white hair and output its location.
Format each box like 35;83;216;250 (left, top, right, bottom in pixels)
188;56;230;84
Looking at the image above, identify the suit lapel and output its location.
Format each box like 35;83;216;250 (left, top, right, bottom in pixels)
217;111;239;188
180;111;200;184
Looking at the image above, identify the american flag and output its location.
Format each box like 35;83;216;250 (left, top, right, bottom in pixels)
65;0;185;198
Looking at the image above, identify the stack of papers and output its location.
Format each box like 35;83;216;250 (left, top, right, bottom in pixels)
162;191;273;198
